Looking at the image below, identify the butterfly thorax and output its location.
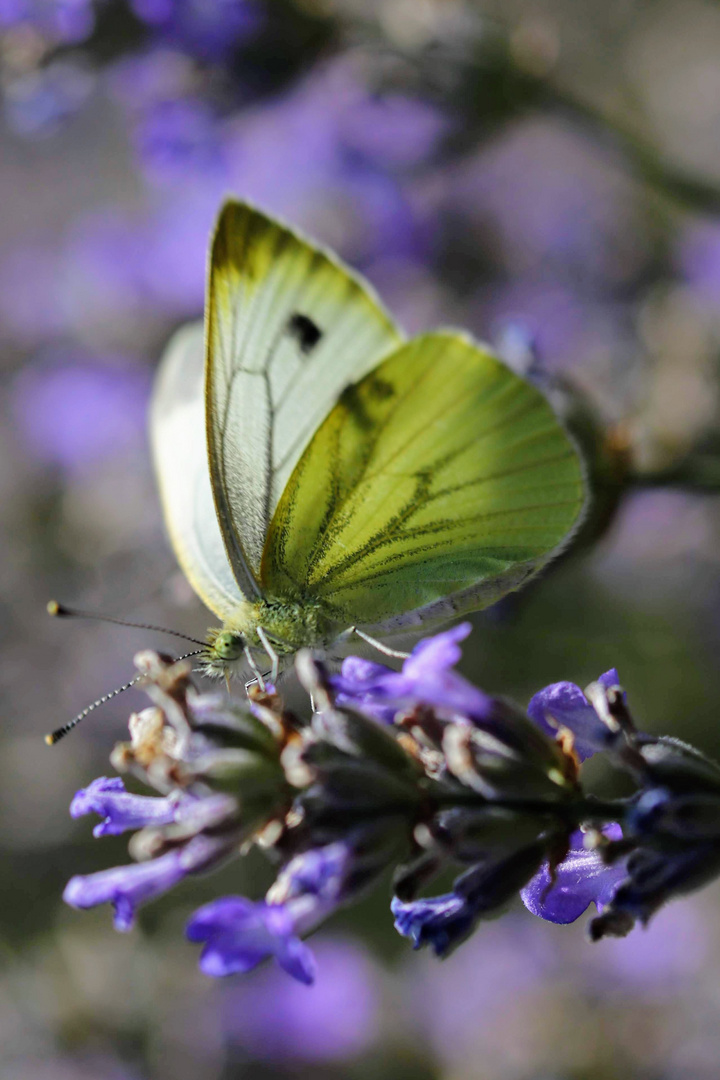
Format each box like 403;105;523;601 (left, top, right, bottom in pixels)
202;596;337;677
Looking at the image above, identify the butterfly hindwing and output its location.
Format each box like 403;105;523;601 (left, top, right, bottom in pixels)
262;332;586;627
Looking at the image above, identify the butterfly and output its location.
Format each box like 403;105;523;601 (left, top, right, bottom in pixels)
150;199;586;684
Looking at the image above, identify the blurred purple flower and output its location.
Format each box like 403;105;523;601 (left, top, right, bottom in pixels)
676;220;720;307
64;834;225;931
480;280;626;375
133;96;225;182
60;195;219;320
449;118;643;282
521;825;626;924
60;210;153;324
53;0;95;42
139;187;227;311
0;0;95;43
129;0;263;62
527;668;624;761
107;48;197;111
222;935;380;1062
0;0;28;28
218;59;434;266
11;356;150;471
334;167;430;268
4;59;94;137
70;776;193;837
332;623;492;722
341;93;449;170
0;243;66;342
3;56;437;345
591;899;707;991
407;919;552;1068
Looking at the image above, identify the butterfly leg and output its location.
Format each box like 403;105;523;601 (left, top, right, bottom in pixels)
244;672;271;693
345;626;411;660
243;644;266;691
256;626;279;685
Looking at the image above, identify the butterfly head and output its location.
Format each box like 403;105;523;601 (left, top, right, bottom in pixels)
202;628;247;677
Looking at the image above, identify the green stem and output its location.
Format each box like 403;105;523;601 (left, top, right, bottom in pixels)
431;786;628;826
627;457;720;493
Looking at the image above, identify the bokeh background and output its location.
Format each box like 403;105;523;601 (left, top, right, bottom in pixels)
4;1;720;1077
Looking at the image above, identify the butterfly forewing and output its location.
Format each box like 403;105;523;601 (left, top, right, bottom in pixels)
262;332;586;627
205;200;403;593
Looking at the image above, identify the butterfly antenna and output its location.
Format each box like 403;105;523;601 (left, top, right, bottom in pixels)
47;600;207;648
44;648;204;746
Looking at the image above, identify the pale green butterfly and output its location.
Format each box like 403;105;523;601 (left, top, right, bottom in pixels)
151;199;586;683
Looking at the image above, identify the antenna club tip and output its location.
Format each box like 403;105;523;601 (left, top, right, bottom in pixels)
44;732;57;746
47;600;63;617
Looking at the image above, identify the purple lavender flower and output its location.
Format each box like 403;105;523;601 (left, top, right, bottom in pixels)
520;825;626;924
70;777;194;837
187;842;352;983
392;893;471;957
331;655;400;724
187;897;317;983
527;668;624;761
268;843;350;908
392;844;546;958
332;623;491;722
64;834;226;931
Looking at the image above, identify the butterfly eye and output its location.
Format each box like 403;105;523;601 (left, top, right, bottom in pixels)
214;631;245;661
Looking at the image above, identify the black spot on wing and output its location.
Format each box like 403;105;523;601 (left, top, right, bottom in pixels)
287;312;323;354
367;376;395;401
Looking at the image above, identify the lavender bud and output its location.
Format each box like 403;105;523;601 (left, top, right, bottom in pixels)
442;706;576;802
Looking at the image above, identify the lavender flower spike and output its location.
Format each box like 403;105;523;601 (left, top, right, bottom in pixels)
60;642;720;978
64;834;224;931
70;776;191;837
528;669;624;761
